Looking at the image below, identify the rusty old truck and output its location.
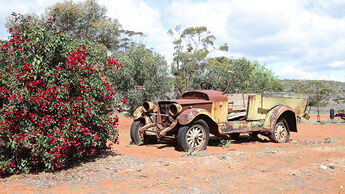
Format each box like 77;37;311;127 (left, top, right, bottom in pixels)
130;90;309;151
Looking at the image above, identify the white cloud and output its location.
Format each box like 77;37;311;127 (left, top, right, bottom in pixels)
166;0;231;39
0;0;344;82
328;61;345;68
99;0;173;62
0;0;67;39
278;65;345;82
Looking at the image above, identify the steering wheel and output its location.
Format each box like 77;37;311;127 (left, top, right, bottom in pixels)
200;81;214;90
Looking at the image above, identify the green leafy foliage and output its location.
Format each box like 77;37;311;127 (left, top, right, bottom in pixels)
193;57;282;93
107;44;173;115
325;136;338;143
0;15;122;175
168;25;228;95
290;80;334;106
169;26;281;94
5;0;143;53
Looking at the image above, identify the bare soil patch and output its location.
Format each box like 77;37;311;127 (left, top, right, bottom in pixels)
1;113;345;193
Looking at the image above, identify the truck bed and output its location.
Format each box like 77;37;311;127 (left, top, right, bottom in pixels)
226;93;309;121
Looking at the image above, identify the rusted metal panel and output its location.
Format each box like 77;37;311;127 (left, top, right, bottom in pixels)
219;120;264;134
133;106;144;120
246;94;309;121
211;100;228;124
177;108;215;125
160;99;213;113
182;90;228;102
227;94;249;110
247;94;266;120
261;97;309;117
263;105;294;131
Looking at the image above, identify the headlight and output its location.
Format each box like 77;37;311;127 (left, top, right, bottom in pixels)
169;103;182;116
143;101;155;112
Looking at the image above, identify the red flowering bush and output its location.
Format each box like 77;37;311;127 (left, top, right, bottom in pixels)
0;15;123;175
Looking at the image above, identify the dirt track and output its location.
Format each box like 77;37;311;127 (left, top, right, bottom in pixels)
1;113;345;193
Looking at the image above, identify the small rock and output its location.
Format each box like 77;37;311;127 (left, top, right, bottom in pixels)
290;170;297;176
328;164;336;169
320;165;328;170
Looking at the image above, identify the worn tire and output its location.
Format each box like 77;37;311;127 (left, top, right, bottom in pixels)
177;119;210;151
330;109;335;120
270;118;290;143
130;121;144;145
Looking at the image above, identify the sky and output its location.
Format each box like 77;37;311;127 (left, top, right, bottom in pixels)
0;0;345;82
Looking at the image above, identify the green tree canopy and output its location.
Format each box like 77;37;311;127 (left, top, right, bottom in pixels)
168;25;228;95
6;0;142;53
290;80;334;106
45;0;143;52
193;57;282;93
107;44;173;114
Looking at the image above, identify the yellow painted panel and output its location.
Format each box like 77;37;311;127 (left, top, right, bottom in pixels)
247;94;266;120
246;94;309;120
262;97;308;116
211;100;228;123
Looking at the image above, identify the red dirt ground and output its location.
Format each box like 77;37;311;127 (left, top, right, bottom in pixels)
1;113;345;193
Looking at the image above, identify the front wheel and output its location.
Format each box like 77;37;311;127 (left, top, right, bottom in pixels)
270;118;290;143
177;119;210;151
130;121;144;145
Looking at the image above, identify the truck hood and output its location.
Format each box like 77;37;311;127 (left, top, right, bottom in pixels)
159;99;212;106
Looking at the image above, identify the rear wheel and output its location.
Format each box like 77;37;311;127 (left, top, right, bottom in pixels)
177;119;210;151
270;118;290;143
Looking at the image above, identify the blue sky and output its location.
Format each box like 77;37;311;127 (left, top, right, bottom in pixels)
1;0;345;82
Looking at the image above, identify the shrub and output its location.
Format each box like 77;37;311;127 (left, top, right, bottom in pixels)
0;14;123;175
325;136;338;143
108;44;173;115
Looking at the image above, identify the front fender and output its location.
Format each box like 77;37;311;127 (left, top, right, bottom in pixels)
177;108;213;125
133;106;144;120
264;105;296;132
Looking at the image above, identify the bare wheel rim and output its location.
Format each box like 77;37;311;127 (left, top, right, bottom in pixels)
186;124;206;149
274;121;287;142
